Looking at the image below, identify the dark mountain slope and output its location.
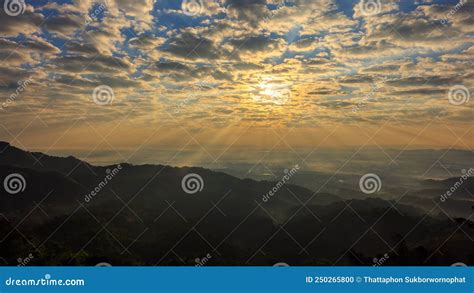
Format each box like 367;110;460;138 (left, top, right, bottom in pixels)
0;142;473;266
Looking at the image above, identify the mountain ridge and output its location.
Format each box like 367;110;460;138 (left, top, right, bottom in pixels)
1;141;473;266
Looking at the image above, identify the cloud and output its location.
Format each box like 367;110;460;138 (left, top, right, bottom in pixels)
154;60;193;72
65;41;101;55
225;0;269;27
129;35;166;51
0;0;471;141
43;14;85;37
0;36;60;67
159;31;223;60
0;0;43;37
50;54;134;74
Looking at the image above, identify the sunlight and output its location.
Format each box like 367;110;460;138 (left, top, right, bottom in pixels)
253;76;292;105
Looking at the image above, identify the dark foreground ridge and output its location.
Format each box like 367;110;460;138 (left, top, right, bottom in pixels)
0;142;473;266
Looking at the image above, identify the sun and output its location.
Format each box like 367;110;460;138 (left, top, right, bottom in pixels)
253;76;292;105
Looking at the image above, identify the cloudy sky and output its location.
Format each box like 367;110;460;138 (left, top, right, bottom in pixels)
0;0;472;165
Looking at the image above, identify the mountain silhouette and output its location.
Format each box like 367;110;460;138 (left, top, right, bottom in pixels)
0;142;473;266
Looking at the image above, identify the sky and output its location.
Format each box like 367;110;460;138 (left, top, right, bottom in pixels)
0;0;472;165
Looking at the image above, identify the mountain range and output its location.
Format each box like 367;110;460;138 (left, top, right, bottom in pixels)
0;141;473;266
